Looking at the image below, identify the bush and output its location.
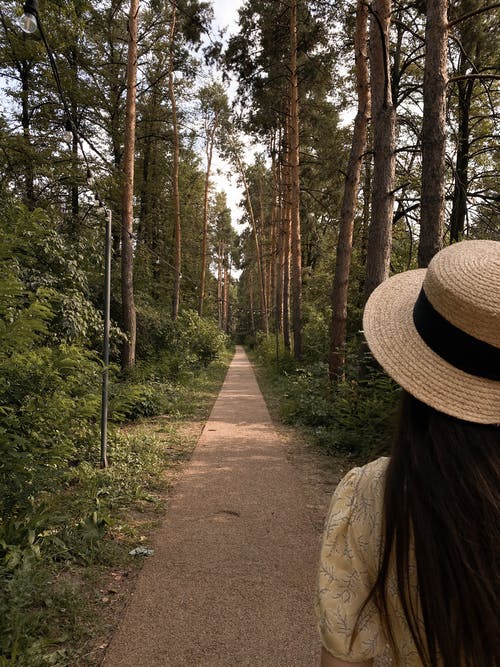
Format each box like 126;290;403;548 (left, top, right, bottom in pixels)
109;380;176;421
0;428;171;665
135;305;229;373
173;310;229;367
0;345;102;518
135;299;166;360
302;306;329;364
318;372;400;458
280;363;336;427
253;332;295;373
252;337;400;460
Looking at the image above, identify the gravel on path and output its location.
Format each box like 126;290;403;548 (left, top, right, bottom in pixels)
102;346;339;667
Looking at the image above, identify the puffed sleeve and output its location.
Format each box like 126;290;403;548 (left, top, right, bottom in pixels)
316;463;388;662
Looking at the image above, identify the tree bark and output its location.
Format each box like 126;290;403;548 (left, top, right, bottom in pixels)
283;201;291;352
270;152;279;333
289;0;303;359
199;118;218;316
169;6;182;320
329;0;370;380
275;115;285;335
282;106;292;352
418;0;448;267
360;150;372;284
223;257;229;333
258;180;271;324
249;271;256;336
71;129;79;224
237;153;269;334
364;0;396;299
217;239;223;328
450;57;474;243
120;0;139;369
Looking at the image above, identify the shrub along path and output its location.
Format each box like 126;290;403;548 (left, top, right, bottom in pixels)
102;346;342;666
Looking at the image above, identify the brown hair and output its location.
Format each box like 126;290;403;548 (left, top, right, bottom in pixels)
372;391;500;666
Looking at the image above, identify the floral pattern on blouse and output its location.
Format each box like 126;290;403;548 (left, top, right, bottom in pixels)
316;457;422;666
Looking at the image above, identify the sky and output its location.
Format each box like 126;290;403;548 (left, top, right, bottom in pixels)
208;1;250;231
211;0;243;35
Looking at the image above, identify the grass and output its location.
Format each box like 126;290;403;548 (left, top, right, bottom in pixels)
0;350;232;667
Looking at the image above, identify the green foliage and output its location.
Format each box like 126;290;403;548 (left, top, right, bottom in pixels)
0;428;170;665
253;336;400;460
252;331;295;373
174;310;229;367
302;305;330;364
40;288;104;348
280;364;336;428
110;314;230;422
137;307;230;376
316;372;400;458
0;345;102;516
0;562;89;667
0;349;231;666
135;300;165;359
110;379;175;421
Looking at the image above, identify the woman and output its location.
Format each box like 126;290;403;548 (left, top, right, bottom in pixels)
317;240;500;666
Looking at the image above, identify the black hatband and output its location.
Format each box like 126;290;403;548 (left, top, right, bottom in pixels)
412;289;500;381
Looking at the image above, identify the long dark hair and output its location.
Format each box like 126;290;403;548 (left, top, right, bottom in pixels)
372;391;500;666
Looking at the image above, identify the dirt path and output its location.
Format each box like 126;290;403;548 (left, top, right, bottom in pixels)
102;346;345;667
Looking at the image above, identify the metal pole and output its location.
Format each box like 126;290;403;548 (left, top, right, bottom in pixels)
275;299;279;367
100;208;112;468
275;253;280;367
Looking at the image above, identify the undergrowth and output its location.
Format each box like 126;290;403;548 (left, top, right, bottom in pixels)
250;334;400;462
0;350;232;666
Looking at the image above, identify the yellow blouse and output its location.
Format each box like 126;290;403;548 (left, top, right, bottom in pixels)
316;457;422;666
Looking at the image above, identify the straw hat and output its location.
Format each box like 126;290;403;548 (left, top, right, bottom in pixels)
362;240;500;424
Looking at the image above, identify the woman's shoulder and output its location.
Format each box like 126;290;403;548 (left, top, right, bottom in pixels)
350;455;389;481
335;456;389;510
323;456;389;555
317;456;392;661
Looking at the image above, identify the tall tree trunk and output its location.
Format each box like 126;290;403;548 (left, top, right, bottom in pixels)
248;271;256;336
282;108;292;352
217;239;223;328
236;153;269;334
276;214;284;335
169;7;182;319
364;0;396;299
450;54;474;243
289;0;302;359
360;150;372;276
138;126;152;246
329;0;370;380
275;117;285;334
223;258;229;333
258;181;271;324
71;129;79;224
283;206;291;352
199;119;218;316
418;0;448;267
120;0;139;369
270;140;279;330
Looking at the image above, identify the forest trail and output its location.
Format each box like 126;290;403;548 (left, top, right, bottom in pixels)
102;346;340;667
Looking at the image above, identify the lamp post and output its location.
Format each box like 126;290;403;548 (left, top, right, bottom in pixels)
19;0;38;33
20;0;111;468
100;208;111;469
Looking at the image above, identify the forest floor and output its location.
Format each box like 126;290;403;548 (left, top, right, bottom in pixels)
99;346;350;666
